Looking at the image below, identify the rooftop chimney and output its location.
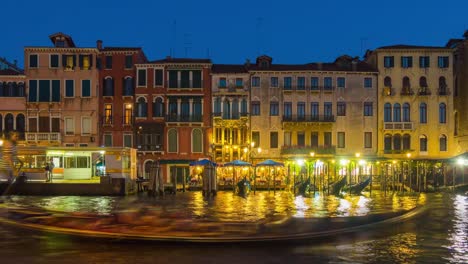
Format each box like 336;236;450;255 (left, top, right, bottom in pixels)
96;40;103;50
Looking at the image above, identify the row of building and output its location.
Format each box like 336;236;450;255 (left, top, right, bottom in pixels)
1;31;468;181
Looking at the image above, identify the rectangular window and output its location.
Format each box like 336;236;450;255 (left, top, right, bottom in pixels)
38;80;50;102
270;102;279;116
219;78;227;88
252;77;260;87
82;117;91;135
180;70;190;88
51;80;60;102
251;101;260;116
270;77;278;87
154;69;163;86
168;71;178;88
384;56;394;68
270;132;278;149
297;132;305;147
137;69;147;86
311;132;318;148
28;118;37;133
28;80;38;102
438;56;449;68
39;116;49;132
63;54;76;70
297;77;305;90
29;54;38;68
364;132;372;148
284;132;291;146
251;131;260;147
297;102;305;120
104;134;112;147
337;132;345;148
364;77;372;88
311;102;319;119
81;80;91;97
337;102;346;116
364;102;373;116
51;117;60;132
50;54;59;68
283;102;292;119
123;134;132;148
235;78;243;87
401;56;413;68
311;77;319;90
104;104;113;125
419;56;430;68
192;70;202;88
324;102;332;119
125;55;133;69
337;77;345;88
64;117;74;135
65;80;74;97
324;77;333;90
283;77;292;90
79;55;92;70
105;56;112;69
420;138;428;152
324;132;332;148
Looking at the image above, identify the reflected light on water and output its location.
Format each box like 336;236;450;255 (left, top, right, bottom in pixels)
446;194;468;263
293;195;309;218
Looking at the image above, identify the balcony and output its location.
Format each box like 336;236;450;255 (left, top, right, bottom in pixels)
418;87;431;96
384;122;413;130
137;145;163;151
165;114;203;122
281;145;336;155
25;132;61;143
383;149;411;154
438;87;450;96
382;86;394;96
400;88;414;96
282;114;335;123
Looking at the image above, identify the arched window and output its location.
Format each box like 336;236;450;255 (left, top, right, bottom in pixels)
232;98;239;119
384;103;392;122
393;134;401;151
123;77;134;96
384;77;392;95
16;113;25;135
402;134;411;150
5;113;14;132
419;103;427;123
439;76;447;95
136;97;147;117
214;97;221;115
0;114;3;133
420;135;428;152
439;103;446;124
393;103;401;122
384;134;392;151
402;77;411;95
153;97;164;118
6;82;13;97
403;103;411;122
17;82;25;97
419;76;427;87
192;128;203;153
241;99;248;115
0;82;4;96
103;77;114;96
439;134;447;151
223;99;231;119
168;129;178;153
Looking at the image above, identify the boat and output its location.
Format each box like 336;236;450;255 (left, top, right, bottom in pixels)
328;176;347;195
344;177;371;195
236;178;251;196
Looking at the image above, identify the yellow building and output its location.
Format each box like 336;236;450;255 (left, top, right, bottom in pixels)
365;45;455;160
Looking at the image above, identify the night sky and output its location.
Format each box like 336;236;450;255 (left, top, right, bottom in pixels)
3;0;468;67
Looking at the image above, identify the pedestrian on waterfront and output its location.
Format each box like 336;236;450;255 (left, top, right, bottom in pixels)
1;131;23;181
44;163;50;182
48;157;55;182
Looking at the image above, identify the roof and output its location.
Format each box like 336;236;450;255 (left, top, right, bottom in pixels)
48;32;76;47
376;44;450;50
0;69;23;76
101;47;143;51
0;57;23;73
212;64;248;73
150;57;212;64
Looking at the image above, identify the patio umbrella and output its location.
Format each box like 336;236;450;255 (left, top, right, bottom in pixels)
224;160;252;192
255;159;284;193
189;159;217;167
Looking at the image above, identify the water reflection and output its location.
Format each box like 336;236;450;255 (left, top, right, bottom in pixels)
445;194;468;263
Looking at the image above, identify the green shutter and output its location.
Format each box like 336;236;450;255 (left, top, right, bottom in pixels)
65;80;74;97
28;80;37;102
38;80;50;102
52;80;60;102
192;70;201;88
82;80;91;97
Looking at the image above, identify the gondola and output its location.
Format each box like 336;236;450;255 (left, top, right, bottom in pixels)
295;178;310;196
328;176;347;195
344;177;371;195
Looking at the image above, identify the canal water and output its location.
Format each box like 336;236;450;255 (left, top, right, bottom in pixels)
0;191;466;263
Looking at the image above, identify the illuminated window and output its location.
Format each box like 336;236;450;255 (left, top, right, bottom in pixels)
104;104;112;125
440;135;447;151
123;104;132;125
65;55;75;70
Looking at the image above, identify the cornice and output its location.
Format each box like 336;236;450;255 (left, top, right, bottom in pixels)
25;47;99;53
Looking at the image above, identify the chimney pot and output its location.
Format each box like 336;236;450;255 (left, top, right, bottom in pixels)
96;40;103;50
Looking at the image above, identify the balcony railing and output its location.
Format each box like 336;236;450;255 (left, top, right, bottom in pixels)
418;87;431;96
438;87;450;96
383;149;411;154
383;122;413;130
400;88;414;96
382;86;394;96
165;114;203;122
282;114;335;122
25;132;61;142
137;145;163;151
281;145;336;155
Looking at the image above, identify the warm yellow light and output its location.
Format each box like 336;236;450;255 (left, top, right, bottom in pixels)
0;139;3;146
296;159;304;166
257;147;262;153
355;153;360;158
243;147;248;153
457;158;466;166
406;153;411;158
251;142;255;148
310;152;315;157
358;159;366;165
340;159;349;166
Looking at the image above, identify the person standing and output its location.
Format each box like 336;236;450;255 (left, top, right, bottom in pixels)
48;157;55;182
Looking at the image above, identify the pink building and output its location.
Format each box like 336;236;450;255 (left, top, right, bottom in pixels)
24;33;100;147
0;65;26;140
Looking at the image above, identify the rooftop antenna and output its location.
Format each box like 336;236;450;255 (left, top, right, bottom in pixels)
184;33;192;57
170;20;177;57
256;17;264;55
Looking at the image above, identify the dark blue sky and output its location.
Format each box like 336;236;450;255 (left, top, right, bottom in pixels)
3;0;468;67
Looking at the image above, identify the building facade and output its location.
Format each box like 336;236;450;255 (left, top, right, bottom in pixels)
0;66;26;140
24;32;100;147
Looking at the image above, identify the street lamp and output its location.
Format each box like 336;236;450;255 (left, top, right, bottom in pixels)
457;158;466;185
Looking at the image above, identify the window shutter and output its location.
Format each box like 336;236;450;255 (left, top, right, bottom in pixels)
89;55;93;67
79;55;83;68
73;55;77;67
52;80;60;102
62;55;67;67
